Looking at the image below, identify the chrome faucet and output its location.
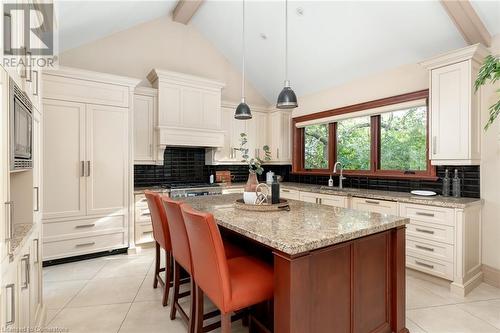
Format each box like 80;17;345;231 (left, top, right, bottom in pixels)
333;162;347;189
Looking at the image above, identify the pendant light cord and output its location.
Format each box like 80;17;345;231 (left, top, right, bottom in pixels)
285;0;288;83
242;0;246;102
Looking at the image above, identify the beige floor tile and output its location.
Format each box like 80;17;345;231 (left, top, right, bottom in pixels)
48;303;130;333
408;304;500;333
406;318;427;333
118;301;186;333
406;278;455;309
43;279;88;309
43;258;106;282
67;275;144;307
134;277;166;302
93;257;152;279
458;299;500;329
45;308;60;326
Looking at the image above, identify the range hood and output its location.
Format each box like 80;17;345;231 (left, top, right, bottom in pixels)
148;69;225;148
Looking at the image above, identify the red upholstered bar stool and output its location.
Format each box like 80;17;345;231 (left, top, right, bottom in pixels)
144;190;173;306
162;196;247;333
181;204;274;333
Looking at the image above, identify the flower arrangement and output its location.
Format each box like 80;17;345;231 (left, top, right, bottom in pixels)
238;132;271;175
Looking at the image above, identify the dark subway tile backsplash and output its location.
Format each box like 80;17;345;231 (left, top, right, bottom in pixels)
134;148;480;198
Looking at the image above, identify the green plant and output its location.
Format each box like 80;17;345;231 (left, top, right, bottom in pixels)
475;55;500;130
239;132;271;175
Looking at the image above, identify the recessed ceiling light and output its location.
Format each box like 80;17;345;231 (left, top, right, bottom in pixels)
260;33;268;40
296;7;304;16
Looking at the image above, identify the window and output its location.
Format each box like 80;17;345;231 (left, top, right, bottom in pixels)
336;116;371;170
293;90;435;179
304;124;329;169
380;107;427;171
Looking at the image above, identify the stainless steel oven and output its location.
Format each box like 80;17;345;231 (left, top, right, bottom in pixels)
10;78;33;170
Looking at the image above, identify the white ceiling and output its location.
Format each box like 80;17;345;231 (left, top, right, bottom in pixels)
191;0;467;103
56;0;177;52
471;0;500;36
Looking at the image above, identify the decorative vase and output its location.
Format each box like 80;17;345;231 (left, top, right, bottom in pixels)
243;171;259;204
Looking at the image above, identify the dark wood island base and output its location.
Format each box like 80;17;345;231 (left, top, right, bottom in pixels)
273;227;407;333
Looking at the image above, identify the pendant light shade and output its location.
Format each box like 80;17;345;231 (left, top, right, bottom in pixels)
276;0;298;109
235;0;252;119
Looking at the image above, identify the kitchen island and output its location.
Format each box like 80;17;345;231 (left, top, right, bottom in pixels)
183;194;409;333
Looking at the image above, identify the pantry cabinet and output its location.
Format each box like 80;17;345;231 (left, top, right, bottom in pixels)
422;44;487;165
133;87;158;164
42;68;139;260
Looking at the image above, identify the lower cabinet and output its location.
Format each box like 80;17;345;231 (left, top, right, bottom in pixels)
299;192;348;208
280;188;300;201
350;197;398;215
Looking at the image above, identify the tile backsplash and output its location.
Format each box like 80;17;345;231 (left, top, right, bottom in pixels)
134;148;480;198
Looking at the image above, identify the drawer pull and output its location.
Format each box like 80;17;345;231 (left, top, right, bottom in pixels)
415;228;435;235
76;242;95;248
282;189;290;193
415;244;435;252
416;212;435;217
75;224;95;229
142;231;153;236
365;200;380;205
415;261;434;269
140;212;151;216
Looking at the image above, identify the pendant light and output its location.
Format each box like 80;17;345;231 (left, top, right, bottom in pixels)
276;0;298;109
235;0;252;119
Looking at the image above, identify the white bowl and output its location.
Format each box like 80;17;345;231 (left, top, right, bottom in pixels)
243;191;258;204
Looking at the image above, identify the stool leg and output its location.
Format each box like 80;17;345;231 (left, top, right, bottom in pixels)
162;250;172;306
221;313;231;333
170;260;180;320
195;286;204;333
153;242;160;289
188;279;196;333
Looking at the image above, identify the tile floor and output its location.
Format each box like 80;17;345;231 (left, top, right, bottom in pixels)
43;248;500;333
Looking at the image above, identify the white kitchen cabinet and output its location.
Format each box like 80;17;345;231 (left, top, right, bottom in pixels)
268;110;292;164
29;235;42;326
350;197;398;215
247;111;269;160
133;87;157;164
42;67;139;260
299;192;348;208
0;67;10;263
1;261;18;331
421;44;486;165
280;188;300;201
32;109;41;224
18;251;30;328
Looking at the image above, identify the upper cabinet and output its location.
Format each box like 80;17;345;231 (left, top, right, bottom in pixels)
268;109;293;164
147;69;225;148
422;44;488;166
133;87;158;165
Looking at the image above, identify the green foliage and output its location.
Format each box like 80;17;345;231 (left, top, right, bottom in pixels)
337;116;371;170
304;124;328;169
475;55;500;130
239;132;271;175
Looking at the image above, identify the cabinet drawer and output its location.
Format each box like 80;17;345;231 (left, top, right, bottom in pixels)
299;192;318;203
406;254;453;280
135;194;147;206
407;236;454;263
281;188;299;200
222;188;244;195
43;232;126;260
400;203;454;227
406;221;454;245
135;206;151;224
351;197;398;215
43;216;125;239
135;223;154;244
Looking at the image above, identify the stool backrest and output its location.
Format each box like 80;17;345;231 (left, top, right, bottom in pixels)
181;204;231;310
144;190;171;251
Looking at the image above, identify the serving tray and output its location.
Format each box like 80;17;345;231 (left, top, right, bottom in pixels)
234;199;290;212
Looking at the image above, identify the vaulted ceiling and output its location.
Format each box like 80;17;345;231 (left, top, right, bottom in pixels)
56;0;498;104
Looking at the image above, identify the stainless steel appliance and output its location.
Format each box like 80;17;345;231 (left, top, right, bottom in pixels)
10;78;33;170
164;182;222;199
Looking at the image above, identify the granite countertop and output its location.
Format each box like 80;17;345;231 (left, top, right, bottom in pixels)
10;223;33;254
182;194;408;256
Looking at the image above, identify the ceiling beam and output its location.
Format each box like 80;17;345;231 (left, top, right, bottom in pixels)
172;0;204;25
440;0;491;47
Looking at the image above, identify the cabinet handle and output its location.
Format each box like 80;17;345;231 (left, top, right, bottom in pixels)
365;200;380;205
415;244;435;252
5;201;13;241
76;242;95;247
80;161;85;177
86;161;91;177
282;189;290;193
34;187;39;212
21;255;29;289
415;261;434;269
416;212;435;217
277;148;280;159
6;283;15;325
415;228;435;235
75;224;95;229
432;136;437;155
33;239;39;263
4;13;12;55
33;70;39;96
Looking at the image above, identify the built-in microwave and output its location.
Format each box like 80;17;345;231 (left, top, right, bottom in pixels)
10;78;33;170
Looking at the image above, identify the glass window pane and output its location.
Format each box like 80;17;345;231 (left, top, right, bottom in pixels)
336;116;371;170
380;106;427;171
304;124;329;169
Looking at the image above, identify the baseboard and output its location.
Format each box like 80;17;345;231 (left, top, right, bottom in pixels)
450;271;483;296
482;264;500;288
42;247;128;267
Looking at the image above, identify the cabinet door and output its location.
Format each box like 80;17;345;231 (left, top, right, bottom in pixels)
430;61;469;161
255;112;268;159
351;198;398;215
18;252;30;329
320;195;347;208
0;67;10;262
42;100;86;220
1;264;18;331
280;112;292;162
32;109;41;224
29;236;42;326
269;111;292;163
133;93;155;163
202;91;221;130
299;192;319;204
86;104;128;216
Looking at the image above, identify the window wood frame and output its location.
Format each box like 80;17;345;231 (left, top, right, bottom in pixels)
292;90;437;180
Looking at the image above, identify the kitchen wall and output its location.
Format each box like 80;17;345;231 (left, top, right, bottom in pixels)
59;15;268;106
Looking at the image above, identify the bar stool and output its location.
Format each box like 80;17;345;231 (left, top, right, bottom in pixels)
162;196;247;333
181;204;274;333
144;190;172;307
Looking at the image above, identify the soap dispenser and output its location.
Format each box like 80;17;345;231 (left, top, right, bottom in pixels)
328;174;334;187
